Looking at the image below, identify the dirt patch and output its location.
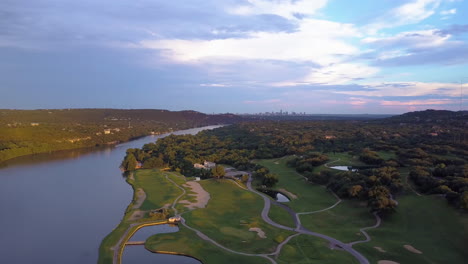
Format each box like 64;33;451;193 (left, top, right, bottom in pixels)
178;181;210;209
132;188;146;209
274;162;279;164
249;227;266;238
128;210;145;221
374;246;386;253
278;188;298;199
378;261;399;264
404;244;422;254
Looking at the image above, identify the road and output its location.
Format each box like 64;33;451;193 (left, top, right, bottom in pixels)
245;175;370;264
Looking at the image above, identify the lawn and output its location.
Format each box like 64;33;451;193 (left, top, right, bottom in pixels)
255;158;338;212
354;194;468;264
277;235;359;264
146;225;268;264
183;179;294;254
268;203;296;228
299;200;375;243
132;169;183;210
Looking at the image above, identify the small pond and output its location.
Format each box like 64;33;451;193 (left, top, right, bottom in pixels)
276;193;290;202
329;166;358;172
258;189;291;202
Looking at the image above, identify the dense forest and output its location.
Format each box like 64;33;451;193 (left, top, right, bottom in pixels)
0;109;244;163
122;110;468;214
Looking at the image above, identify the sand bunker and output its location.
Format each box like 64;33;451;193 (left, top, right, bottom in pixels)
132;188;146;209
378;261;399;264
278;188;298;199
404;245;423;254
249;227;266;238
374;246;386;253
178;181;210;209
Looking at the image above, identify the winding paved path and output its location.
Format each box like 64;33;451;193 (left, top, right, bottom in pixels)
245;175;370;264
117;170;372;264
348;212;381;246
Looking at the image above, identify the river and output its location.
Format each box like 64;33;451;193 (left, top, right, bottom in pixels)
0;125;222;264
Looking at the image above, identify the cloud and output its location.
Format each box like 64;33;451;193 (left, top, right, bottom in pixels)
228;0;328;19
139;18;358;66
440;8;456;15
366;0;441;33
200;83;231;87
363;29;450;49
335;82;462;97
274;63;379;86
362;28;468;66
380;99;457;106
437;24;468;36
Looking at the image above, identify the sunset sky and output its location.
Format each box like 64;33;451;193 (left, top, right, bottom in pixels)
1;0;468;114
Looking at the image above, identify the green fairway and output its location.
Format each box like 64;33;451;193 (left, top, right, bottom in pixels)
183;179;294;254
255;158;338;212
299;200;375;243
132;169;183;210
277;235;359;264
146;225;268;264
354;194;468;264
268;203;296;228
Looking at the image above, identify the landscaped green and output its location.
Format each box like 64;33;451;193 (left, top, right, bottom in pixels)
354;194;468;264
255;158;338;212
132;169;183;210
268;203;296;228
277;235;359;264
299;200;375;243
146;225;267;264
183;179;294;253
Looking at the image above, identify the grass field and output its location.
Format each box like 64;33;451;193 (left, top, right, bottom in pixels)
277;235;359;264
354;194;468;264
146;225;268;264
255;158;338;212
132;169;183;210
299;200;375;243
183;179;294;253
268;203;296;228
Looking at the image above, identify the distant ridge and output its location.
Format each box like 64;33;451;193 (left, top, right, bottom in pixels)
380;109;468;123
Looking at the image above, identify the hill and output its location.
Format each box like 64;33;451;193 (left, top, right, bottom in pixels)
0;108;245;163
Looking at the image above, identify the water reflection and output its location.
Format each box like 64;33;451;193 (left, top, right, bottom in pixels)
123;224;201;264
0;125;222;264
123;246;200;264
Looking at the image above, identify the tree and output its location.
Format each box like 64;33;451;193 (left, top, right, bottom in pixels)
263;173;279;187
212;165;225;179
348;185;363;197
121;153;137;171
241;174;249;183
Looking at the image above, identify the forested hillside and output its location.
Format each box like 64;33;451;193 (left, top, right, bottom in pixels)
0;109;243;163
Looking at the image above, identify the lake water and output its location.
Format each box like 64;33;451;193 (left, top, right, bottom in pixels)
276;193;290;202
0;125;222;264
329;166;357;172
123;224;200;264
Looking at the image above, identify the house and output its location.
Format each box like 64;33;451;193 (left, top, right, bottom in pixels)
325;135;336;139
193;161;216;169
194;163;205;169
168;216;181;223
103;129;111;134
203;161;216;169
30;122;40;126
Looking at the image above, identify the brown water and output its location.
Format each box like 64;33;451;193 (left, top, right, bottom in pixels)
0;126;221;264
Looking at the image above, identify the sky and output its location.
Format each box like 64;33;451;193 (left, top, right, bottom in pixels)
1;0;468;114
